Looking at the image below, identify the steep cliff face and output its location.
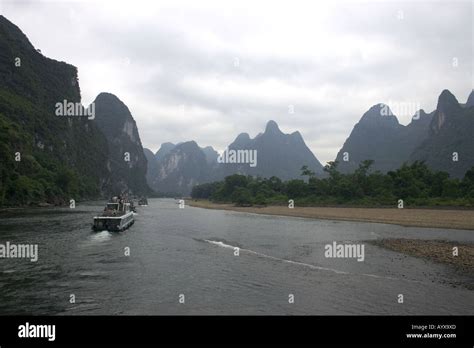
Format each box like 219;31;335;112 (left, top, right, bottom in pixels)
144;142;219;195
93;93;150;195
409;90;474;178
201;146;219;164
143;148;160;186
151;141;212;195
154;142;176;162
0;15;150;205
0;15;110;205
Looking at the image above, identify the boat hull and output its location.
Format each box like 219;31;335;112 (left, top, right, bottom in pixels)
92;211;134;232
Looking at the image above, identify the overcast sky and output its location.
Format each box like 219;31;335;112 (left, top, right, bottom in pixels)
2;0;472;164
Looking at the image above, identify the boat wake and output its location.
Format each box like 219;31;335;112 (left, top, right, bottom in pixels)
197;238;420;283
89;230;112;242
198;238;347;275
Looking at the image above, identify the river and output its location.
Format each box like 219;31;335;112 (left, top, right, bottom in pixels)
0;198;473;315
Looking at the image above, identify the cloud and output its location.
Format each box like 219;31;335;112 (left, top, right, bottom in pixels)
2;0;472;164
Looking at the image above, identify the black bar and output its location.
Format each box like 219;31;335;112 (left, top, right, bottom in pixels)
0;316;472;346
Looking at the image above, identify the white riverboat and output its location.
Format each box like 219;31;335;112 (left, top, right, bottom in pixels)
92;198;135;232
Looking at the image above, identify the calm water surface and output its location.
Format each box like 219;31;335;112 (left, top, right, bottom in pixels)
0;198;473;315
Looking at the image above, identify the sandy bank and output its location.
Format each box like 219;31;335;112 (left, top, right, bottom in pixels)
188;200;474;230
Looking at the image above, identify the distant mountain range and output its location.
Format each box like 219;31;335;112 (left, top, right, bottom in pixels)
144;120;323;195
336;89;474;177
144;141;216;195
147;89;474;195
0;14;472;204
220;120;324;180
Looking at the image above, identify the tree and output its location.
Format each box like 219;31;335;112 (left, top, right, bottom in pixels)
267;176;283;192
301;165;315;180
355;160;374;178
190;160;473;208
231;187;253;206
285;179;307;198
324;161;340;180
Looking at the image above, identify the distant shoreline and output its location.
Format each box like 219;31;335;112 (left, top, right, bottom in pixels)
188;200;474;230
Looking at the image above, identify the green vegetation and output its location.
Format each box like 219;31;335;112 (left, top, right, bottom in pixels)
0;110;100;206
0;92;103;207
0;17;111;207
191;161;474;207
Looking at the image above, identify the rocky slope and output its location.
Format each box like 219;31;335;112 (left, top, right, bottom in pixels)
409;90;474;178
0;15;149;205
335;104;433;173
335;89;474;178
93;92;150;196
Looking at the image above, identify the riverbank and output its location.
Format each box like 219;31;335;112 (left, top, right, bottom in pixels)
188;200;474;230
368;239;474;279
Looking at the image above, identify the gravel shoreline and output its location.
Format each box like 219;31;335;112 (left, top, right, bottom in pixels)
367;238;474;276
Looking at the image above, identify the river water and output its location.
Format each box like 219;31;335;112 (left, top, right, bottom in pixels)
0;198;473;315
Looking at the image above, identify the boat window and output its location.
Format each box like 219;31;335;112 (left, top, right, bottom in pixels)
106;203;119;210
